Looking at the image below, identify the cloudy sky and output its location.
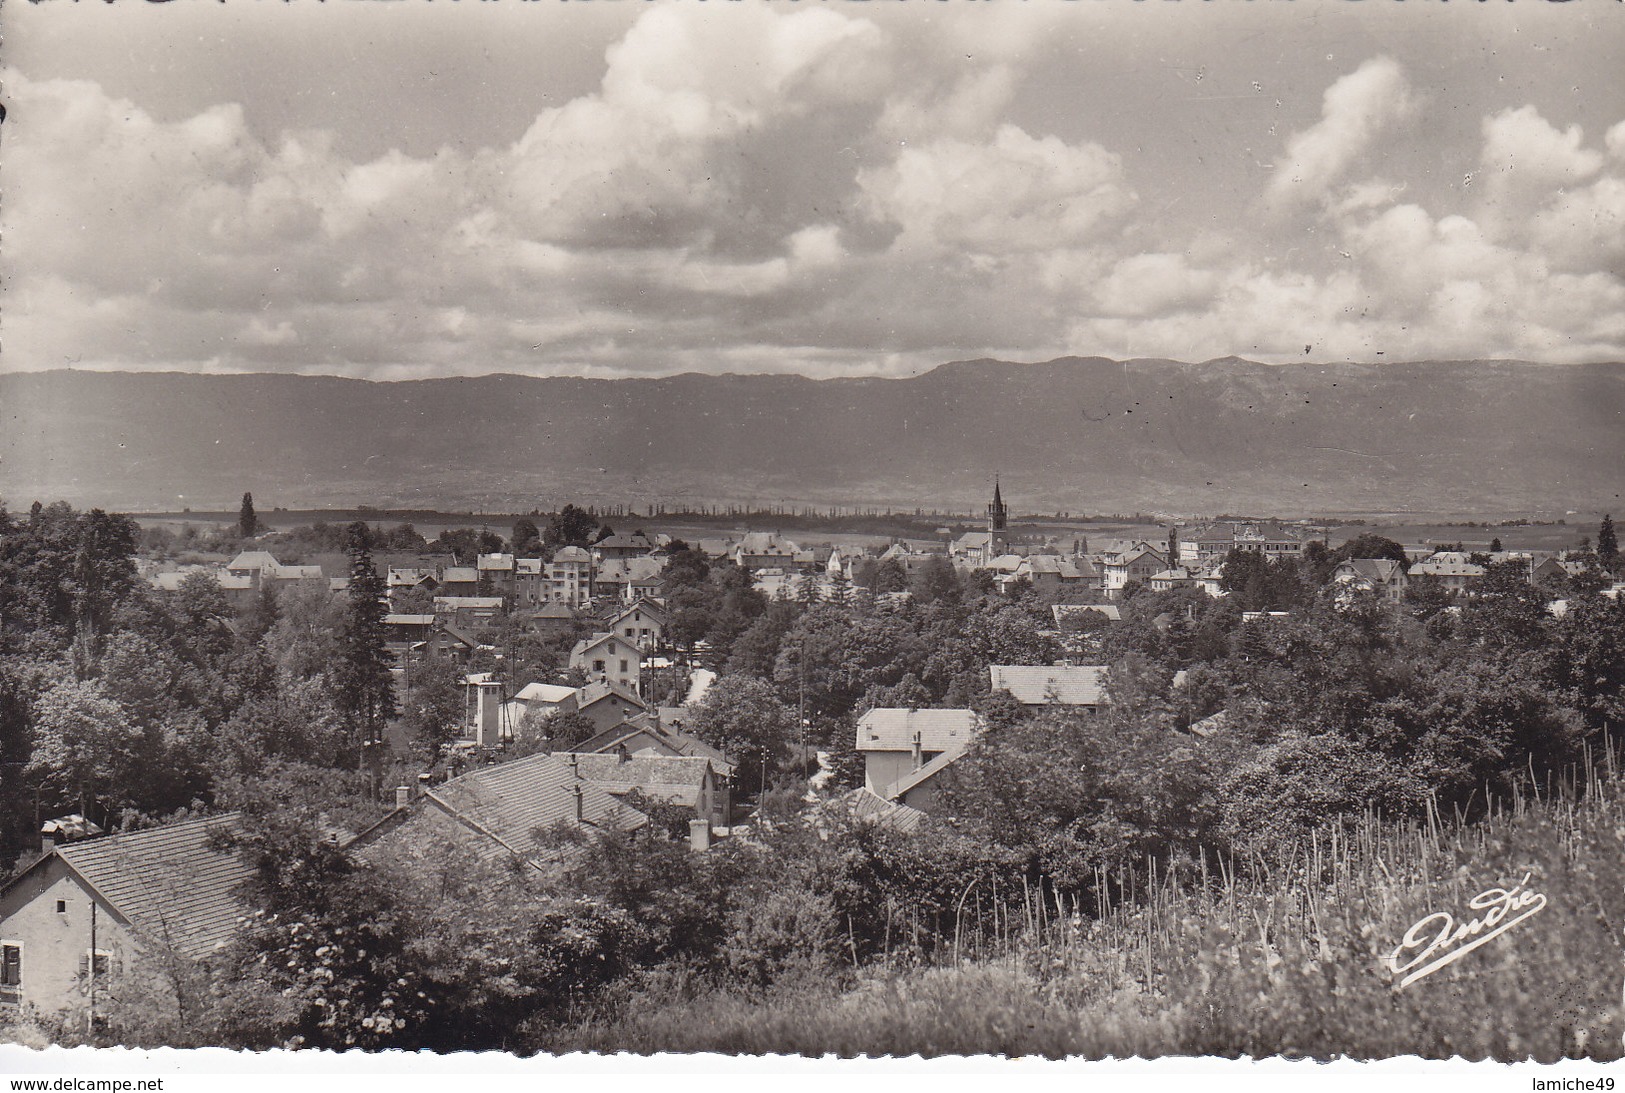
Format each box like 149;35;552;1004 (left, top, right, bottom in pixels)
3;0;1622;380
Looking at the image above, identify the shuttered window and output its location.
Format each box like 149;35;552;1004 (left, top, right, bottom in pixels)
77;951;117;982
0;944;21;990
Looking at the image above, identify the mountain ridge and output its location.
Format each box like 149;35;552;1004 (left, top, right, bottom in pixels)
3;358;1621;515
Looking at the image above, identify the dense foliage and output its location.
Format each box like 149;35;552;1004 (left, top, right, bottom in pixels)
2;498;1621;1058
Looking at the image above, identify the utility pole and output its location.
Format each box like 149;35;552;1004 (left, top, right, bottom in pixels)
87;899;97;1035
798;636;808;779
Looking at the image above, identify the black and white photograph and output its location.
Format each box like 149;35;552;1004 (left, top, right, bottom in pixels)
0;0;1622;1074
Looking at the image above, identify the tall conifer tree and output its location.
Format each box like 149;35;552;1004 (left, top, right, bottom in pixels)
1599;514;1618;573
336;522;396;783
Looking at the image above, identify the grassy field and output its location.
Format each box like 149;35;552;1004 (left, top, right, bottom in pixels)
559;756;1625;1060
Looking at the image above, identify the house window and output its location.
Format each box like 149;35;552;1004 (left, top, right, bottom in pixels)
619;660;629;674
624;628;634;637
1;943;21;997
78;950;117;983
593;659;605;673
55;900;67;914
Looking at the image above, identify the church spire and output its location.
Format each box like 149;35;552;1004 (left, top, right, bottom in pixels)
987;476;1008;535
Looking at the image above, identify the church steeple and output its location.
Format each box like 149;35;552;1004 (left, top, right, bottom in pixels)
985;477;1010;563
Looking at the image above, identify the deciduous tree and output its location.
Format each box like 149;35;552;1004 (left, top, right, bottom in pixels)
26;677;148;822
689;675;796;796
545;505;599;549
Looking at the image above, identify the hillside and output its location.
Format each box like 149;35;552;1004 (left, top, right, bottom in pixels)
557;770;1625;1060
2;358;1622;514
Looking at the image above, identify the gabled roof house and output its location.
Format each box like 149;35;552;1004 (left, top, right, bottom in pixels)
0;815;252;1014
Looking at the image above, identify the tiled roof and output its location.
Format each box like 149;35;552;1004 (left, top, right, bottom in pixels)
435;596;504;609
515;682;576;704
441;567;478;584
1426;551;1530;566
883;746;966;799
577;720;735;776
528;601;579;620
1410;559;1485;577
1109;546;1166;566
737;532;798;555
1088;539;1131;556
577;679;645;710
663;730;733;775
53;815;252;960
595;534;659;552
857;708;980;753
426;754;647;854
384;613;435;626
1338;558;1404;582
551;546;592;564
571;632;635;660
610;601;667;626
565;753;713;808
226;551;280;572
1191;522;1306;544
831;789;926;833
515;558;543;576
477;553;516;572
1052;604;1120;625
595;558;664;582
989;665;1108;706
41;814;103;840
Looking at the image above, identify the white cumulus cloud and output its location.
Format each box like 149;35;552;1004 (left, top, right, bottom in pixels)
1266;57;1417;211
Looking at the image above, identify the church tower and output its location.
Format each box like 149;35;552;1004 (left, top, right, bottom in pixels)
987;477;1009;560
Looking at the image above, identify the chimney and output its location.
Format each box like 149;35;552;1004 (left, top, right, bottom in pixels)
616;742;630;764
394;786;411;809
571;783;584;825
911;729;923;770
416;772;432;796
688;818;711;852
40;831;56;855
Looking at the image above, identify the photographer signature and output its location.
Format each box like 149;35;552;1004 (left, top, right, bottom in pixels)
1386;872;1547;989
